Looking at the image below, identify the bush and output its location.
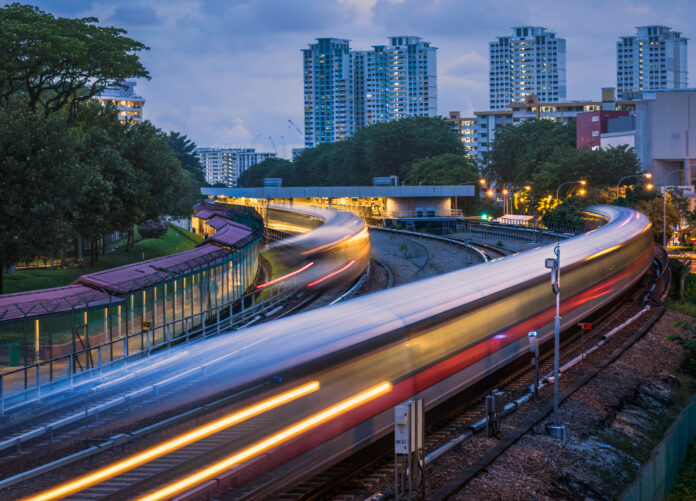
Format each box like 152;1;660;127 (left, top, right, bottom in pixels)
138;220;167;239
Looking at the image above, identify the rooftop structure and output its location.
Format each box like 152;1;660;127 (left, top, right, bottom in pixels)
94;80;145;123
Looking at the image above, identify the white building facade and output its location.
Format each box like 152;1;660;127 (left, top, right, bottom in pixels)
617;26;688;100
489;26;566;110
303;36;437;148
196;148;275;187
95;80;144;123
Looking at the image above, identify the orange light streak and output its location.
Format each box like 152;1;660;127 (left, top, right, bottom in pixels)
307;260;356;287
256;261;314;289
25;382;320;501
138;382;392;501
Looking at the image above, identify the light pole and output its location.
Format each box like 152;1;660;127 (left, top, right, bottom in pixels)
502;189;509;215
545;243;564;438
662;169;684;247
555;180;586;202
616;172;652;198
524;185;536;230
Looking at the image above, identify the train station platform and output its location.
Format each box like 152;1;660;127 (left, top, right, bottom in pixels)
201;185;475;225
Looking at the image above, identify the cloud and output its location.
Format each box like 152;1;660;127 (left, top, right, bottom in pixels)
109;5;162;26
11;0;696;155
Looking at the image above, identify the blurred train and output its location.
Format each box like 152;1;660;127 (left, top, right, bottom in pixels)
258;205;371;291
34;205;655;500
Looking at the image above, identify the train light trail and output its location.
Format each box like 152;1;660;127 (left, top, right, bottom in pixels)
256;261;314;289
307;259;356;287
25;382;320;501
138;382;392;501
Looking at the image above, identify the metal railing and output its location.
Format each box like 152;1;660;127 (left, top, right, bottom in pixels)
0;280;295;416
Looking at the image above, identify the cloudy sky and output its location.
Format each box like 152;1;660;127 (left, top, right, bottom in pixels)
14;0;696;157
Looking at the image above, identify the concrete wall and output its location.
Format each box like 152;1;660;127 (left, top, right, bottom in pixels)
386;197;451;214
601;131;636;149
638;91;696;186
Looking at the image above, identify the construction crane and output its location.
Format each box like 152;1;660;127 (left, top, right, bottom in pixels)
268;136;277;155
288;119;304;136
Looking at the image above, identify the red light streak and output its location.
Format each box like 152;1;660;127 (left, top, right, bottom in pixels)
307;260;355;287
256;262;314;289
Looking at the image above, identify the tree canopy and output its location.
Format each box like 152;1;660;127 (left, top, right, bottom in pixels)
0;5;199;292
239;117;465;187
0;3;149;116
405;153;479;185
485;119;576;188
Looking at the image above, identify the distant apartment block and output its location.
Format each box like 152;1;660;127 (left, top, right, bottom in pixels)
447;112;477;156
472;110;512;161
303;36;437;148
196;148;275;187
452;89;638;161
489;26;566;110
95;81;144;123
617;26;688;100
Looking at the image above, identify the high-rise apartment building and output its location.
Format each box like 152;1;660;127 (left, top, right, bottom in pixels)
303;36;437;148
489;26;566;110
616;26;688;100
196;148;275;187
303;38;354;149
95;80;145;123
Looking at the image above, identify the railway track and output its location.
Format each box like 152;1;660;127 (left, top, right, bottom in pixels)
0;216;651;501
264;250;666;501
0;263;383;500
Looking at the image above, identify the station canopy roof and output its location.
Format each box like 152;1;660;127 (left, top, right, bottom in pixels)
0;285;121;321
201;185;475;199
77;244;231;295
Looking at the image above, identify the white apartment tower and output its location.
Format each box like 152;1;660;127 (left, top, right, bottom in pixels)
616;26;688;100
196;148;275;187
489;26;566;110
303;36;437;147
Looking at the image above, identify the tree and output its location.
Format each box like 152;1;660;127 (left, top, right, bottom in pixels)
405;153;479;185
0;3;149;117
485;119;576;187
168;132;205;184
240;117;463;187
238;158;292;187
122;121;197;220
0;101;82;292
531;146;641;198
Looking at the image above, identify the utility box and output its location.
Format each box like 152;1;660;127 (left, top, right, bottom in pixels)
394;399;425;500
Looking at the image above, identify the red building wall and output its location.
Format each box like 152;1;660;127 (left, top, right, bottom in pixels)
576;110;629;150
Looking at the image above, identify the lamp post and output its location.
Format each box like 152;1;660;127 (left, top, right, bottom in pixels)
524;185;536;230
545;243;562;422
555;180;586;202
616;172;652;198
502;189;509;215
662;169;684;247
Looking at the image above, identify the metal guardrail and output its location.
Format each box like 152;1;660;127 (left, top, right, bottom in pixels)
0;281;296;416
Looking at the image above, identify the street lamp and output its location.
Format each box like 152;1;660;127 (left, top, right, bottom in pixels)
555;180;586;202
662;169;683;247
524;185;536;230
502;189;509;214
616;172;652;198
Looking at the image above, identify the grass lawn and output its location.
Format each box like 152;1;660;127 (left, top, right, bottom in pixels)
3;224;203;294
